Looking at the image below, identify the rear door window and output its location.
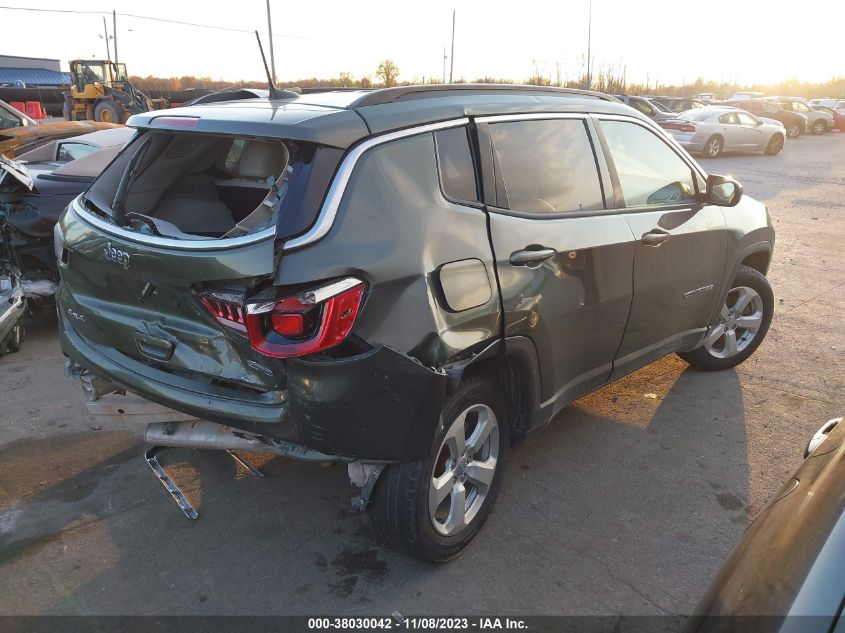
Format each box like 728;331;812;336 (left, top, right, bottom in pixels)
434;127;479;204
599;120;698;208
487;118;605;215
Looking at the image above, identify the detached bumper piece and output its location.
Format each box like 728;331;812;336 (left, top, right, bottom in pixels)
144;444;265;520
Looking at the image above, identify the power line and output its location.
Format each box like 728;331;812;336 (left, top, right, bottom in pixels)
0;5;308;38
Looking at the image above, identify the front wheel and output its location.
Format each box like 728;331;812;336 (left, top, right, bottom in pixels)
786;122;801;138
812;119;826;135
765;134;784;155
678;265;773;371
369;374;509;562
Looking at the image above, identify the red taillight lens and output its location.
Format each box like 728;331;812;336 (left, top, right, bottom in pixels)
661;122;696;133
245;278;366;358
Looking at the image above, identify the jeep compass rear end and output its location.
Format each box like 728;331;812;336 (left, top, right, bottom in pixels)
55;86;775;561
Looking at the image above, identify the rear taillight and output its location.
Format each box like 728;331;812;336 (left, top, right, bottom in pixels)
245;277;366;358
660;122;696;133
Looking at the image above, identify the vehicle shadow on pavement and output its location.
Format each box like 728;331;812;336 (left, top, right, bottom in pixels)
0;353;750;618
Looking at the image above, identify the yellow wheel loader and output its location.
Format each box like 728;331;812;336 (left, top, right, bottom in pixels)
63;60;168;123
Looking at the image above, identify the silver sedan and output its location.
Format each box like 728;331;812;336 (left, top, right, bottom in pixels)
659;106;786;158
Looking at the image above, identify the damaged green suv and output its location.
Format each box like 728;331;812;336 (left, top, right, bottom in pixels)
55;85;775;561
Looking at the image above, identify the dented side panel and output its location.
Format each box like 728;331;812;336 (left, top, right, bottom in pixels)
276;132;501;368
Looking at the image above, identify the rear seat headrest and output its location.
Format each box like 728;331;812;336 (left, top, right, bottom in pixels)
237;141;286;179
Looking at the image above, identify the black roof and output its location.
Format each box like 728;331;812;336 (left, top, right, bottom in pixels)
128;84;640;150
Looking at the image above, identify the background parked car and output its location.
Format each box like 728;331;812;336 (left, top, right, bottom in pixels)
809;98;845;112
767;97;832;134
724;98;808;138
660;106;786;158
0;120;119;159
685;417;845;632
0;127;133;284
811;104;845;131
0;99;37;130
653;97;709;112
729;91;765;101
612;95;674;120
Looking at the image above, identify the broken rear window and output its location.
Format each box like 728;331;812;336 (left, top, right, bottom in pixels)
84;130;342;241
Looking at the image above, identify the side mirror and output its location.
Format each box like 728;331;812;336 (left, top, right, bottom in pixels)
706;174;743;207
756;120;764;126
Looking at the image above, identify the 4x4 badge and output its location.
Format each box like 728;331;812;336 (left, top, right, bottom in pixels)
103;242;130;269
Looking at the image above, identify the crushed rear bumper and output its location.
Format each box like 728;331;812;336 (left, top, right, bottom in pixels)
59;309;448;462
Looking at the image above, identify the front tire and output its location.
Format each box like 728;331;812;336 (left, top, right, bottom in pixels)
369;373;509;562
765;134;784;155
93;100;122;123
678;265;773;371
786;122;801;138
702;135;723;158
812;119;826;135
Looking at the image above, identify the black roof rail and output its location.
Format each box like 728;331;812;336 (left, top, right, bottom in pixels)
348;84;618;107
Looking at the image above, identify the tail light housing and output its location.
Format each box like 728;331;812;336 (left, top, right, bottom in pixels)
660;122;696;133
199;293;247;332
244;277;366;358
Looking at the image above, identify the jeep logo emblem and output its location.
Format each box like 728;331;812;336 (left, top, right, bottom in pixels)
103;242;130;269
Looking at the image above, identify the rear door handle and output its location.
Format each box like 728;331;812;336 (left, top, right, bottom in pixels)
641;230;671;246
509;247;557;266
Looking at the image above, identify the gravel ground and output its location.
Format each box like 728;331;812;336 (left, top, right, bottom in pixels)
0;132;842;618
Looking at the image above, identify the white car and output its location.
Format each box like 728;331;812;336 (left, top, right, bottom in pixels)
809;98;845;113
659;106;786;158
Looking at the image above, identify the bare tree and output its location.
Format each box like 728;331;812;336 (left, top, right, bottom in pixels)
376;60;400;87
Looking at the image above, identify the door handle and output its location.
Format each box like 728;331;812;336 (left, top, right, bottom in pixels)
509;247;557;266
641;230;671;246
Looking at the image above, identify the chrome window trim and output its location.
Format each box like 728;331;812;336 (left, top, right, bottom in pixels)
283;117;470;251
474;112;589;124
71;119;471;253
70;197;277;251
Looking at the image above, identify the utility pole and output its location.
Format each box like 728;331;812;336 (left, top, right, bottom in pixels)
586;0;592;89
266;0;276;84
449;10;455;83
102;16;111;62
113;10;118;65
442;47;447;83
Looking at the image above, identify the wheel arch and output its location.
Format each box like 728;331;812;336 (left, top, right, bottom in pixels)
457;336;543;441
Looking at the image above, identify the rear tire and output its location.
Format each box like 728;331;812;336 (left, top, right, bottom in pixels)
678;266;773;371
0;323;24;355
765;134;784;155
702;135;723;158
94;100;122;123
369;373;509;562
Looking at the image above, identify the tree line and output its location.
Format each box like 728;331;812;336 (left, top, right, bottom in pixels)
129;60;845;99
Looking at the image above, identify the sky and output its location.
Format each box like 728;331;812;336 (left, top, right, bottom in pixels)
1;0;841;86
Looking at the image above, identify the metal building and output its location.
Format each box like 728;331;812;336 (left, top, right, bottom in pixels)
0;55;70;87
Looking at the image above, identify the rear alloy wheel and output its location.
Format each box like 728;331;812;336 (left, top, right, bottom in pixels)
678;265;773;371
812;119;826;135
765;134;784;155
786;123;801;138
703;136;723;158
369;374;509;562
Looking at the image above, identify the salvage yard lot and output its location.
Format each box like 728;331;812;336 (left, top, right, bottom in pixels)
0;133;842;616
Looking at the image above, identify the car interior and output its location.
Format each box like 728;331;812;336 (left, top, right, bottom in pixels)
87;132;290;239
